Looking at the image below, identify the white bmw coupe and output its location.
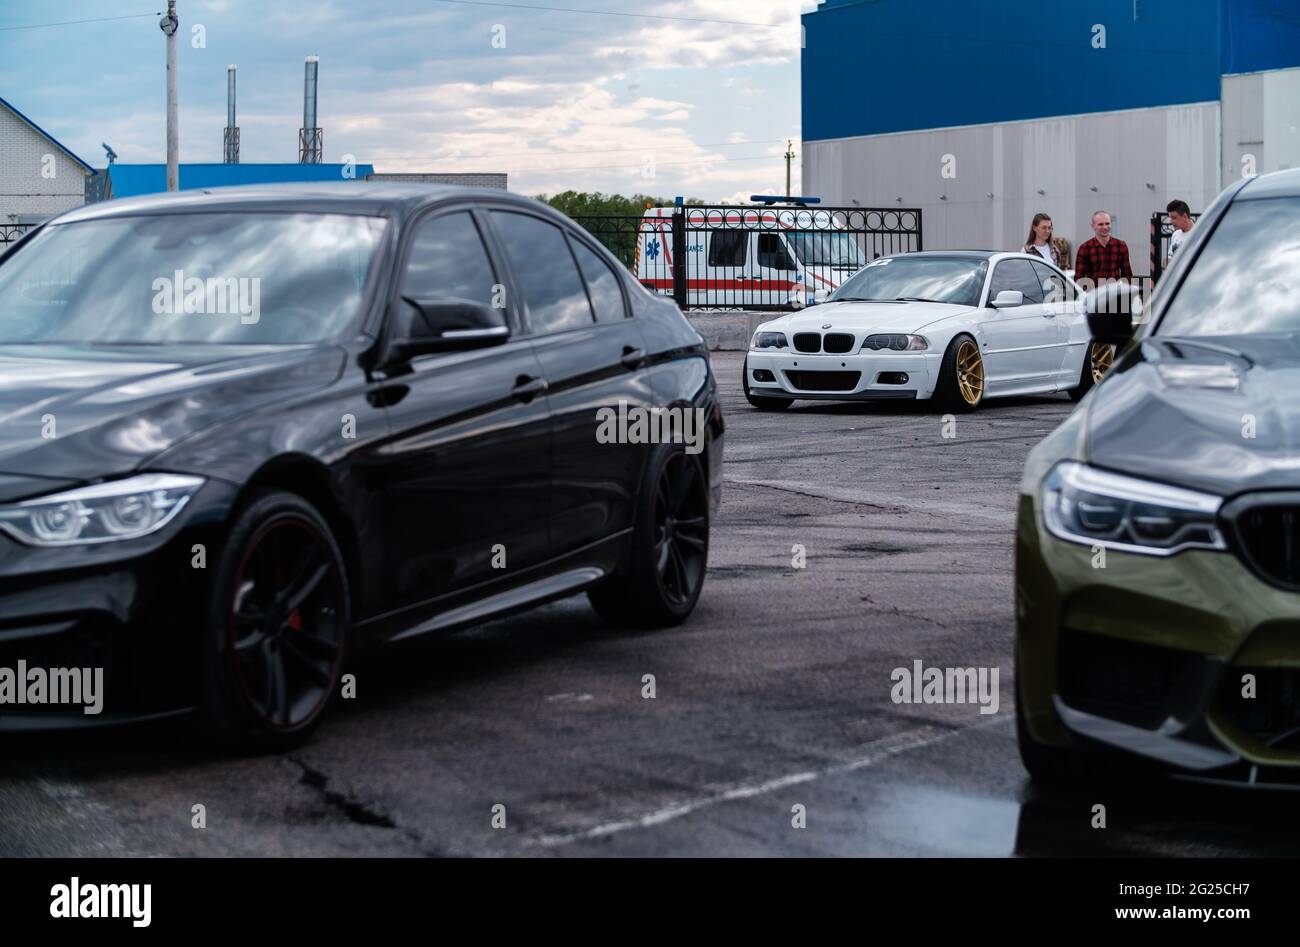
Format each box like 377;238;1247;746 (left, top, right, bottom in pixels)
743;251;1114;411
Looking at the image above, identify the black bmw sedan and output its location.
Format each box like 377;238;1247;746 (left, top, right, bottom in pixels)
0;184;723;750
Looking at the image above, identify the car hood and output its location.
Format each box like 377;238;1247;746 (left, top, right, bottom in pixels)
764;300;974;335
0;343;347;492
1086;334;1300;496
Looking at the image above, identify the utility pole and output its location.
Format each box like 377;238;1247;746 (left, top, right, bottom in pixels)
784;139;796;198
161;1;179;191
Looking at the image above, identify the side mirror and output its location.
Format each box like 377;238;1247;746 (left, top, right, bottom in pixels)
1084;282;1140;345
991;290;1023;309
813;288;831;303
388;297;509;363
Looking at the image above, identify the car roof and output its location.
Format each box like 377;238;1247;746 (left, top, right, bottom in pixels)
881;250;998;260
1237;166;1300;200
52;182;539;225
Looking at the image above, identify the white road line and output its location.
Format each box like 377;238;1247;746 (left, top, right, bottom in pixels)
528;716;1011;848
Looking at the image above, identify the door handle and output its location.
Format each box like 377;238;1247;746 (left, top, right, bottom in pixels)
511;374;547;402
620;346;645;369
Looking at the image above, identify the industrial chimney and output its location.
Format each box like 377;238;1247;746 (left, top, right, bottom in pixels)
299;55;322;164
223;64;239;163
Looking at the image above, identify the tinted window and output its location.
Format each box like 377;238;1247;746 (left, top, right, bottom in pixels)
492;211;594;335
402;211;498;307
989;259;1043;304
1030;259;1074;302
756;234;796;271
831;256;986;307
1158;197;1300;337
571;237;627;323
708;230;747;267
0;213;386;344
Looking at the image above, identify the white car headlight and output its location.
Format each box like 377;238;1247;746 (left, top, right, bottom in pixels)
0;473;205;547
860;334;928;352
1040;462;1224;556
751;331;787;350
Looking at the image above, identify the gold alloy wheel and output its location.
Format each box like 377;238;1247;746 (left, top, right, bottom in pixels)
956;339;984;405
1090;342;1115;384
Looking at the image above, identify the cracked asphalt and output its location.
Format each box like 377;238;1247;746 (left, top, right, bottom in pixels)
2;350;1297;857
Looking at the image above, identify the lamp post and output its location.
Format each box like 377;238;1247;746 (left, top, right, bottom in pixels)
160;1;179;191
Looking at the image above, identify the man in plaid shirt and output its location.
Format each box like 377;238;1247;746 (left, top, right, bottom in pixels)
1074;211;1133;287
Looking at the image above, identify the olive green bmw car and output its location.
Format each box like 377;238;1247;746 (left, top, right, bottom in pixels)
1016;167;1300;785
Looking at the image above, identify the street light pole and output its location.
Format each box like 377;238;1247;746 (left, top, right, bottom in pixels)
161;1;179;191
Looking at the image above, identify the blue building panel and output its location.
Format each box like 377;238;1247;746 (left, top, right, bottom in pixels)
104;163;377;199
802;0;1226;141
1222;0;1300;74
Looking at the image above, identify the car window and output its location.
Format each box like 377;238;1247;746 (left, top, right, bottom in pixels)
0;212;386;345
570;236;627;323
989;259;1044;305
402;211;498;308
756;234;796;271
491;211;595;335
1030;259;1074;302
1157;196;1300;337
708;230;747;267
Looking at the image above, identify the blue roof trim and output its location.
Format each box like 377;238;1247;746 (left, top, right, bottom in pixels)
105;163;378;199
0;95;94;174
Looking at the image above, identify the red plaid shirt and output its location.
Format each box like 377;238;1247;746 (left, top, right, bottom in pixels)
1073;236;1133;285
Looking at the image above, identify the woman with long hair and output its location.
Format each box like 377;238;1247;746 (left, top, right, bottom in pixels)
1022;213;1060;266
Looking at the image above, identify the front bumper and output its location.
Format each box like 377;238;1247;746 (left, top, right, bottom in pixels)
0;479;238;731
1016;492;1300;784
746;349;942;400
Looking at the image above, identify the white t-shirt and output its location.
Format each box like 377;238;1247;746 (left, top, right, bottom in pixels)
1031;243;1053;263
1168;227;1187;262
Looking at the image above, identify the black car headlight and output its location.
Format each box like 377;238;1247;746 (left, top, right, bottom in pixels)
1041;462;1224;556
860;334;928;352
0;473;205;546
751;331;788;350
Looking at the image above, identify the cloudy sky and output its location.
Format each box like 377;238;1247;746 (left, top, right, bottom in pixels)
1;0;813;201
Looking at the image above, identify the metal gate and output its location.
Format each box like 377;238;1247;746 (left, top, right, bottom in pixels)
574;203;922;311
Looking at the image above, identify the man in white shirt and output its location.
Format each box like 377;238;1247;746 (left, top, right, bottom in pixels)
1166;199;1194;265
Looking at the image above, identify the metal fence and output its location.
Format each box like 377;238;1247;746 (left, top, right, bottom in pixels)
1149;211;1201;283
573;204;923;311
0;223;35;251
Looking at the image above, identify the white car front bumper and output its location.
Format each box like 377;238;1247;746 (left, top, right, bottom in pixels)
746;348;943;400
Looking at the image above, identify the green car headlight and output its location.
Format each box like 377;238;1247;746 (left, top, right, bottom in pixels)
1041;462;1224;556
0;473;205;547
751;331;787;350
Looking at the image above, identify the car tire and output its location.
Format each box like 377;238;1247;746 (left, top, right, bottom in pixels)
932;333;985;412
588;441;709;628
199;489;350;753
1067;341;1115;402
743;358;793;411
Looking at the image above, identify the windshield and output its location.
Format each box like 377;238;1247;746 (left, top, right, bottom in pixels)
1156;197;1300;337
786;231;867;268
0;212;387;344
830;256;987;306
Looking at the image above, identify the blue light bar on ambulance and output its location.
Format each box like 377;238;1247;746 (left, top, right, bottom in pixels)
750;195;822;206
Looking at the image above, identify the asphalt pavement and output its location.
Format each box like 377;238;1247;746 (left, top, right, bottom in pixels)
3;350;1298;857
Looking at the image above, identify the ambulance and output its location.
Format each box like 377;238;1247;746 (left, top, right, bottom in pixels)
634;198;868;309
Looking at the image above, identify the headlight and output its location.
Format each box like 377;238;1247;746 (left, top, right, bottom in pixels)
751;331;787;349
1040;462;1224;556
861;334;928;351
0;474;205;547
